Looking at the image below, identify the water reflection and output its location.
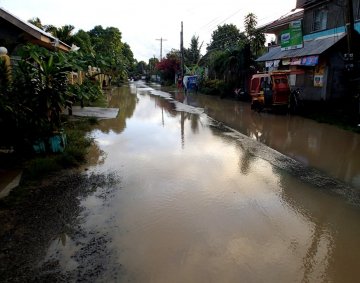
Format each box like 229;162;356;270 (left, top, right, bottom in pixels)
164;89;360;188
279;172;360;282
97;85;138;134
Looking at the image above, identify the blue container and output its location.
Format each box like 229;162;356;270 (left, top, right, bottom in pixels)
33;140;46;153
48;132;67;153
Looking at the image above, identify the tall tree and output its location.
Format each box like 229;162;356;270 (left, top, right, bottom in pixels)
43;24;75;44
207;24;246;51
88;25;127;78
244;13;266;57
89;26;123;57
135;61;147;75
184;35;202;66
72;29;94;54
122;42;136;74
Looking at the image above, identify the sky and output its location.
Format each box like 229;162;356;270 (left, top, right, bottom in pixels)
0;0;296;62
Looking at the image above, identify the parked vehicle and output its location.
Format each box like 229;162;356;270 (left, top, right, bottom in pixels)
183;75;198;93
249;71;290;111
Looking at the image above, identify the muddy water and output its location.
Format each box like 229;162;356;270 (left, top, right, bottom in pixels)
47;82;360;282
162;87;360;189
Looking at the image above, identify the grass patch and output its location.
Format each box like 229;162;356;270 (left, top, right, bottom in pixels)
22;117;96;183
0;117;97;206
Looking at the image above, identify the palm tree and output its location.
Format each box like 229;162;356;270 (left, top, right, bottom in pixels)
28;17;43;29
45;25;75;44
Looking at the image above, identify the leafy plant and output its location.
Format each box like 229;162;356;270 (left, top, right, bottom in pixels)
68;78;102;107
13;45;71;137
200;79;227;96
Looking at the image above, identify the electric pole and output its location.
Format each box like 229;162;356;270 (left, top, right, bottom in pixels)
180;21;185;77
344;0;359;123
156;37;167;61
346;0;355;56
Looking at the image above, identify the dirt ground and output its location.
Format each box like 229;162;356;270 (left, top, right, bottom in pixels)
0;170;120;282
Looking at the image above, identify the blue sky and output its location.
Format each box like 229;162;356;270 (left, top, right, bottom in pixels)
0;0;296;62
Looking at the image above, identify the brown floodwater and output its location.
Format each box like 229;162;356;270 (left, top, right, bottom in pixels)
45;81;360;282
163;86;360;189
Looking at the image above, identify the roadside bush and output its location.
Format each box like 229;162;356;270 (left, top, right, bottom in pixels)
0;44;104;152
68;78;103;107
0;45;72;151
22;118;95;182
200;79;227;96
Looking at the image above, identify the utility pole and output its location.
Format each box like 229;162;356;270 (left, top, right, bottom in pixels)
345;0;355;56
180;21;185;77
344;0;359;123
156;37;167;61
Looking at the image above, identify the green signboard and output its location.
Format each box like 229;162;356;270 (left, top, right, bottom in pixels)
281;20;303;51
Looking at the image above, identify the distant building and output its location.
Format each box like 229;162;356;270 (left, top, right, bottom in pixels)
256;0;360;101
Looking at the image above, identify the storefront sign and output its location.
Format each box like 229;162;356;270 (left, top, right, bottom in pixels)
265;60;280;68
281;20;303;51
290;57;302;65
314;75;323;87
290;56;319;66
282;58;291;66
301;56;318;66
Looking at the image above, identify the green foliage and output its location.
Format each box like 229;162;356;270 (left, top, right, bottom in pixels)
200;79;227;96
13;45;72;138
27;18;137;81
69;78;103;106
85;25;135;81
207;24;246;52
23;118;94;181
134;61;147;76
0;44;105;151
28;17;43;29
45;25;75;44
202;13;263;91
244;13;266;57
72;29;94;55
184;35;202;66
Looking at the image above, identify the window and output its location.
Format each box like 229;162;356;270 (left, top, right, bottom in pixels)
356;0;360;20
313;9;327;31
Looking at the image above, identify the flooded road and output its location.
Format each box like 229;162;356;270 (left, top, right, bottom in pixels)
42;82;360;282
162;86;360;189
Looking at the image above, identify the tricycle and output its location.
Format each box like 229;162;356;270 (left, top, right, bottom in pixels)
249;71;291;112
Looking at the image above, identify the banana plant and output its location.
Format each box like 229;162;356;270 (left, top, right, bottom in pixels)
9;44;72;144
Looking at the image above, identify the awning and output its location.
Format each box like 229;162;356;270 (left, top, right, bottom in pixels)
256;34;346;62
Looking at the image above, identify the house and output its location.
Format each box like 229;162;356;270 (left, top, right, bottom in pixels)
0;7;70;54
256;0;360;101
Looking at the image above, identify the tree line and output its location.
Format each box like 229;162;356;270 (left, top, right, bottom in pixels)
28;18;137;82
155;13;266;97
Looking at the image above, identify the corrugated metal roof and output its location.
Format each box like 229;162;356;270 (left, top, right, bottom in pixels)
256;33;346;62
258;10;304;32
